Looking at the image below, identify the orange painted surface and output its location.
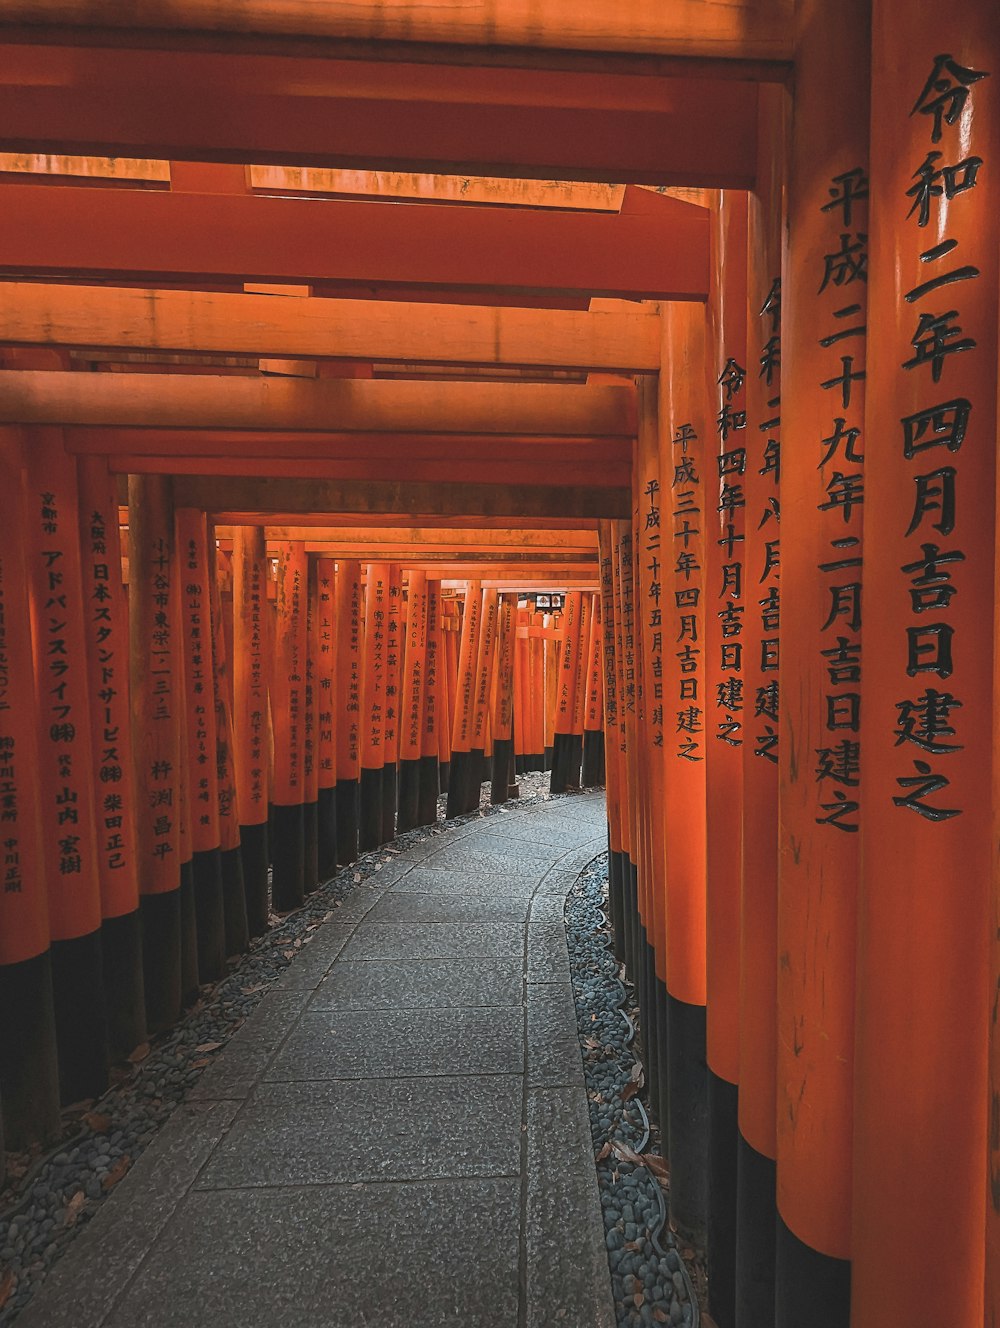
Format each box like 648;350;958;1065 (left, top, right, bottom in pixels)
610;522;632;862
554;591;583;736
442;602;459;765
0;426;51;965
738;82;786;1163
175;508;221;853
659;300;708;1007
334;559;362;783
471;589;499;751
703;192;748;1087
569;593;592;740
76;455;140;920
400;570;428;763
584;596;603;733
777;0;869;1260
22;427;102;941
315;557;337;789
451;583;482;756
209;532;240;851
232;526;269;824
598;526;622;854
422;579;443;763
360;562;389;771
128;474;182;893
493;595;515;744
383;564;403;765
270;541;308;806
852;8;998;1325
302;557;318;805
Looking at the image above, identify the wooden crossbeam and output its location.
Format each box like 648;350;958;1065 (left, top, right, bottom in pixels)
0;373;635;434
0;283;660;372
215;525;598;551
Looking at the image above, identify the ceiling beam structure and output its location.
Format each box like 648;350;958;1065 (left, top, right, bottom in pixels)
0;45;760;188
0;282;661;373
0;184;708;300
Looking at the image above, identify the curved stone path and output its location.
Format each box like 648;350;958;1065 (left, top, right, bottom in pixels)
20;792;613;1328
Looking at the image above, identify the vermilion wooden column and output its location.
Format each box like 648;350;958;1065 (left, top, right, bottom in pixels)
736;82;787;1328
468;587;499;810
302;556;320;889
270;540;308;908
209;532;249;951
446;581;481;818
550;590;583;793
232;526;269;935
528;611;545;771
334;559;362;864
0;427;61;1148
419;579;443;825
490;594;516;805
129;474;183;1029
381;564;403;843
614;521;640;980
608;523;634;971
175;507;226;982
174;639;200;1007
544;613;558;770
778;2;869;1321
703;192;749;1328
567;592;591;791
439;597;458;792
315;556;338;878
23;426;109;1101
359;561;388;850
77;456;145;1060
598;526;625;959
852;12;998;1328
659;299;710;1243
581;596;605;788
398;569;428;832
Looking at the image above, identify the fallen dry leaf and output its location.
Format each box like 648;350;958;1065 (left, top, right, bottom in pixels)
595;1141;612;1161
82;1111;112;1134
611;1140;646;1167
194;1042;222;1054
190;1058;211;1069
633;1291;644;1308
646;1154;670;1183
653;1309;669;1324
128;1042;151;1064
0;1270;15;1310
65;1190;86;1225
102;1156;130;1191
241;984;266;996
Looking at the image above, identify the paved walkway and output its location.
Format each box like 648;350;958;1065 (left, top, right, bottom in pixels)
22;793;613;1328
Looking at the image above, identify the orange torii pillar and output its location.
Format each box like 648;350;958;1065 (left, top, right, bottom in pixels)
23;426;109;1101
208;532;249;952
440;596;459;792
128;475;184;1030
334;559;362;864
613;520;640;980
175;507;226;982
703;190;749;1328
174;616;200;1008
232;527;270;936
315;556;338;878
468;586;500;809
490;593;516;805
778;2;869;1321
513;605;527;776
359;562;389;850
544;612;559;770
418;579;443;826
397;568;428;833
446;582;482;818
852;12;998;1328
659;300;710;1243
581;595;605;788
568;593;593;789
736;83;786;1328
78;456;145;1060
527;610;546;772
381;564;403;843
608;523;634;971
270;540;308;909
597;526;625;960
550;590;583;793
635;376;668;1125
302;556;319;890
0;427;61;1150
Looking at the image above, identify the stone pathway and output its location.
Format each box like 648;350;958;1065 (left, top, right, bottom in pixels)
19;793;613;1328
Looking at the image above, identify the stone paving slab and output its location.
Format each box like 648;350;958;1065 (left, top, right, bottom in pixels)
19;791;613;1328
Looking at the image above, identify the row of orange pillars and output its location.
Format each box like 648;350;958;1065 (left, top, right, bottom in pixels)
0;445;605;1166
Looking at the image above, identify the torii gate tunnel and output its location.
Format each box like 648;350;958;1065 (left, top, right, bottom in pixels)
0;2;998;1326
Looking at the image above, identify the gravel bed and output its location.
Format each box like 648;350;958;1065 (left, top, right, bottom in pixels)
0;771;571;1324
566;853;702;1328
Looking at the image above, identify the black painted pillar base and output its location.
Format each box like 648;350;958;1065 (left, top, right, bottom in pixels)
515;754;525;775
302;800;319;893
381;763;397;844
417;754;440;827
549;731;572;794
627;860;640;980
239;822;270;938
179;858;201;1004
465;747;486;813
141;887;182;1033
775;1211;851;1328
336;778;360;865
397;757;420;833
359;766;383;851
271;802;305;911
581;729;604;787
50;929;109;1104
609;849;626;963
544;744;554;771
439;759;450;794
708;1070;740;1328
0;951;62;1149
191;846;226;983
565;732;583;789
640;926;660;1124
735;1133;777;1328
221;846;249;957
445;750;469;819
317;785;338;879
667;993;708;1246
101;909;146;1061
491;737;514;805
655;975;669;1140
